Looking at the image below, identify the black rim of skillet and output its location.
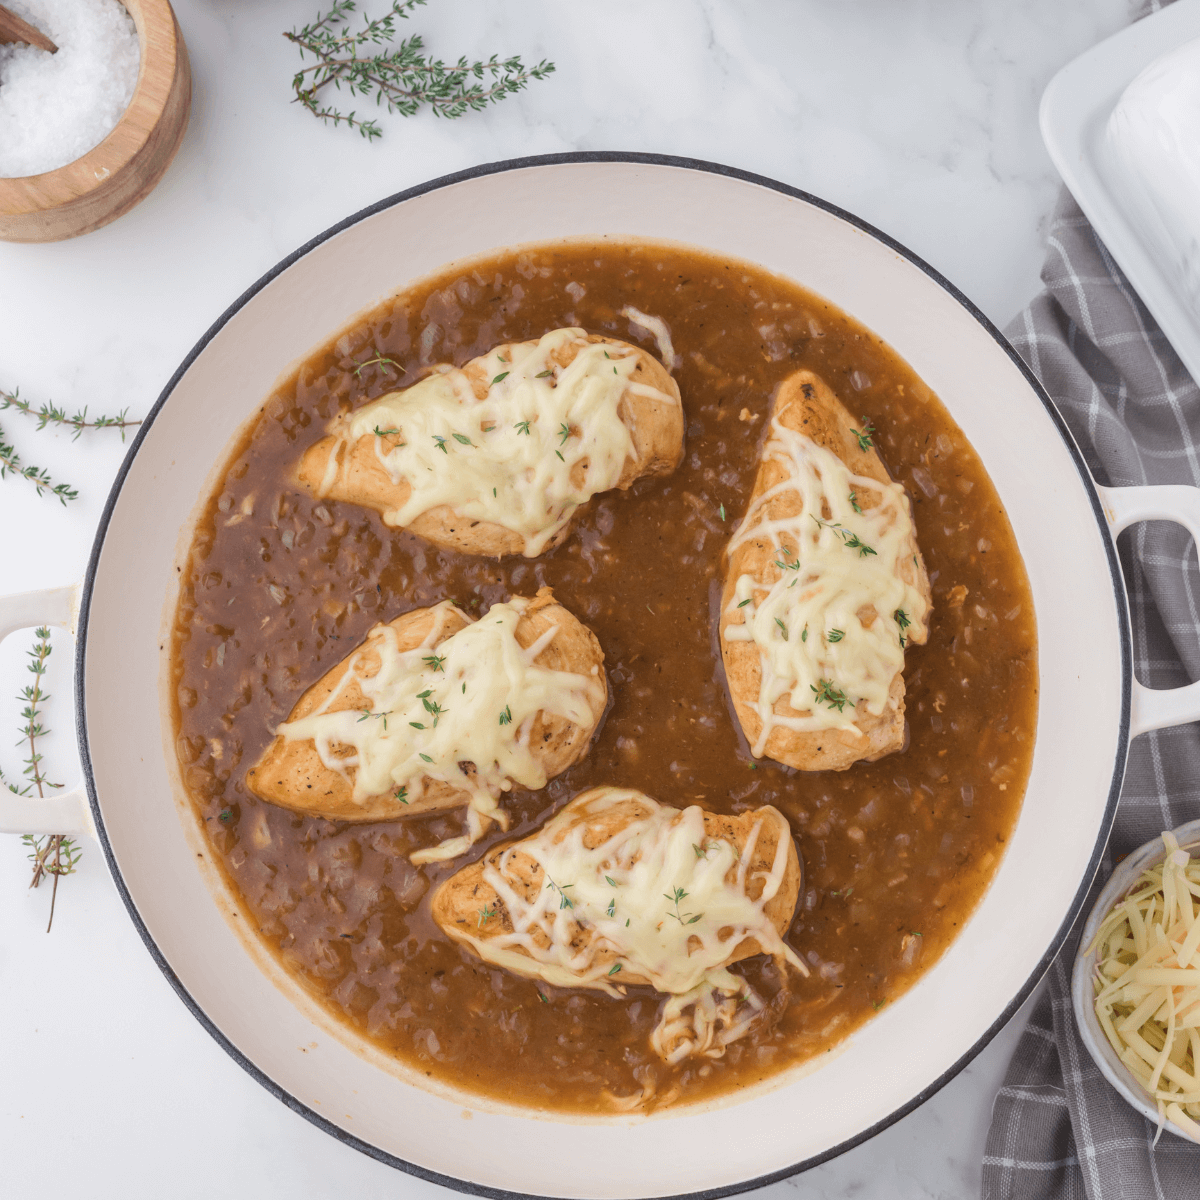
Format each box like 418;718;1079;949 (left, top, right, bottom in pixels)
75;151;1131;1200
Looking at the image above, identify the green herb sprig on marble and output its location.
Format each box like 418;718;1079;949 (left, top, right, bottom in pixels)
1;387;142;504
284;0;556;141
3;628;82;932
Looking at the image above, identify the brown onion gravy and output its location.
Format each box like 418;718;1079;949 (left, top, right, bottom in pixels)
170;240;1037;1113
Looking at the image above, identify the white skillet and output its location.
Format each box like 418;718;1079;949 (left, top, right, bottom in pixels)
4;154;1200;1198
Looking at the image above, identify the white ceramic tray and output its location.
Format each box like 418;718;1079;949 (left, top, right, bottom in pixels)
1041;0;1200;388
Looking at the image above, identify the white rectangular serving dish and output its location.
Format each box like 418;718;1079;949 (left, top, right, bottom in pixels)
1041;0;1200;387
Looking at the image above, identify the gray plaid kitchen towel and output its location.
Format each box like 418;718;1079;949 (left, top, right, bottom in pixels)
980;114;1200;1200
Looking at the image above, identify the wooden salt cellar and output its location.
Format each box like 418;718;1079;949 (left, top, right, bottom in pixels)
0;0;191;243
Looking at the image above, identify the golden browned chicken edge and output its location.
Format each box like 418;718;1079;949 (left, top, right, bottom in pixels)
719;369;931;772
431;789;802;988
246;588;607;823
295;333;684;557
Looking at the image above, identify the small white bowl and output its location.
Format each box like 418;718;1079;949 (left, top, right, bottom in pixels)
1072;817;1200;1144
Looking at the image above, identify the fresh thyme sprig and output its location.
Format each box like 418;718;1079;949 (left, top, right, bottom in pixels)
357;707;392;729
0;425;77;504
1;387;143;503
810;678;850;713
664;885;703;925
1;388;141;442
545;876;574;909
354;351;399;377
813;516;877;558
19;628;60;796
851;422;875;451
284;0;556;140
9;628;81;932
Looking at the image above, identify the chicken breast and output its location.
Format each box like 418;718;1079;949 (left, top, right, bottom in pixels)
431;787;802;988
246;588;607;837
296;329;684;557
719;370;931;771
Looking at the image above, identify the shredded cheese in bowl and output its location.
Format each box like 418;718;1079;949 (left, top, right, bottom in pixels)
1088;831;1200;1142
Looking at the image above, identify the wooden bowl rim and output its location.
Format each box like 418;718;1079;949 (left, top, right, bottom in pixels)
0;0;180;209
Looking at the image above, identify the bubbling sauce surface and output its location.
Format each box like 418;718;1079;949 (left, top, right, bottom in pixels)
170;241;1037;1112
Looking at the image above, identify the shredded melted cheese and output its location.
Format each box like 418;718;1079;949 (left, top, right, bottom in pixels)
325;327;675;556
724;419;928;750
1090;831;1200;1142
456;787;807;1064
620;305;678;369
276;598;603;862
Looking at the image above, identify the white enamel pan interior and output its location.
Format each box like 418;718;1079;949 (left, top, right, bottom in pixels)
8;154;1200;1199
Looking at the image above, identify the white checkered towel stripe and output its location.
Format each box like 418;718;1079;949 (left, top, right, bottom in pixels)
980;151;1200;1200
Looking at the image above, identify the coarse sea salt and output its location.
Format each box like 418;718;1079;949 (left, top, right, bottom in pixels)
0;0;140;179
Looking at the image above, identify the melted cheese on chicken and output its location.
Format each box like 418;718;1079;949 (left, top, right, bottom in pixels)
276;598;603;859
327;327;676;556
724;419;928;751
449;787;806;1064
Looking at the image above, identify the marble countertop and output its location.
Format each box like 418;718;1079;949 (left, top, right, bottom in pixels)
0;0;1137;1195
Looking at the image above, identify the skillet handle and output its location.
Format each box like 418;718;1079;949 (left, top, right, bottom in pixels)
0;585;94;837
1098;484;1200;739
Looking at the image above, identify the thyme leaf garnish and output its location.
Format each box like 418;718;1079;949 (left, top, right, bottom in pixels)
514;420;531;435
813;516;877;557
432;434;448;453
478;902;496;928
827;628;845;643
851;422;875;451
451;432;473;446
664;886;701;925
498;705;512;726
422;653;446;671
775;617;788;641
491;372;510;384
810;679;850;713
557;422;570;446
545;876;574;909
394;786;409;804
354;351;398;377
607;962;622;976
842;532;876;557
358;708;392;729
849;490;862;513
